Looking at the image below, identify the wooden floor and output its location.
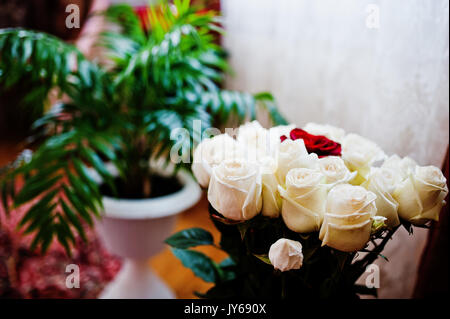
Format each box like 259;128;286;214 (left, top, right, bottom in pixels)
0;139;226;299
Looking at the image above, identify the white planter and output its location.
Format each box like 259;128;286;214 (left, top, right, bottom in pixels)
94;168;201;299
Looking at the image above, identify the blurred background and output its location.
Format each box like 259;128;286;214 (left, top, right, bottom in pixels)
0;0;448;298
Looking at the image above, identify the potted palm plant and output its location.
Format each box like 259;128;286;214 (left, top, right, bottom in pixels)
0;0;286;298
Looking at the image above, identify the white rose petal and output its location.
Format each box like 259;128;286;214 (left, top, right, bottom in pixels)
260;156;282;218
268;124;296;154
208;159;262;221
268;238;304;272
303;122;345;143
363;167;400;227
342;134;386;182
192;134;243;188
318;156;356;187
237;120;271;162
381;154;417;182
319;184;377;252
275;139;318;185
393;165;448;225
279;168;327;233
416;166;447;188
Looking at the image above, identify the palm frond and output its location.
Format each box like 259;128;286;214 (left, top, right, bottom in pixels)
0;0;286;254
0;125;123;254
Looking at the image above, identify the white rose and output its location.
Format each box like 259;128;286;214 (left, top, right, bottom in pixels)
319;184;377;252
393;165;448;225
268;124;296;154
192;134;242;188
237;120;270;162
275;139;318;185
342;133;386;181
381;154;417;181
260;156;282;218
318;156;356;187
268;238;304;272
363;167;400;228
279;168;327;233
303;122;346;143
208;159;262;221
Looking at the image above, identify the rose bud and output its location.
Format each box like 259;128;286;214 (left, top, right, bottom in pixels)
393;165;448;225
319;184;377;252
268;238;304;272
208;159;262;221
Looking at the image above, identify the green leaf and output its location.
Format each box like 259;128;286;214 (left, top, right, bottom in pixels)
218;257;237;282
219;257;236;268
90;138;117;161
60;199;87;242
18;189;58;227
23;202;56;235
21;38;33;62
253;254;272;265
66;169;99;216
72;158;103;207
0;28;91;115
171;248;218;283
0;177;15;215
20;162;64;187
165;227;214;249
14;174;61;207
80;146;117;194
78;60;92;87
56;213;76;245
62;185;94;226
30;216;54;253
56;224;72;256
254;92;287;125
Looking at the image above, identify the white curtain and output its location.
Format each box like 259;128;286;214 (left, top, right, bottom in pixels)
221;0;449;298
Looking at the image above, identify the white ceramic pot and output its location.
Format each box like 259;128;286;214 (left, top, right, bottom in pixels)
95;168;201;299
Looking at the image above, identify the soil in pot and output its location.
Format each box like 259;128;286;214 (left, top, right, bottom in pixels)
99;174;183;199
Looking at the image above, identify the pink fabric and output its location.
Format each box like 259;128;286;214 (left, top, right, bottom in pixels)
0;198;121;298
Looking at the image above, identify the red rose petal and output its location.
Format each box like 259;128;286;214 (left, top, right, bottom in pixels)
283;128;342;157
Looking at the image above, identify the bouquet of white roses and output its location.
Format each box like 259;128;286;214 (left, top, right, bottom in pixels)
166;121;448;298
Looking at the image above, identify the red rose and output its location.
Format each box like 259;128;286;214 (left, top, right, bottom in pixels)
281;128;341;158
308;135;341;157
289;128;311;141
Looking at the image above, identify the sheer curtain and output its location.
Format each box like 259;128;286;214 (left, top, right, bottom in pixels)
221;0;449;298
